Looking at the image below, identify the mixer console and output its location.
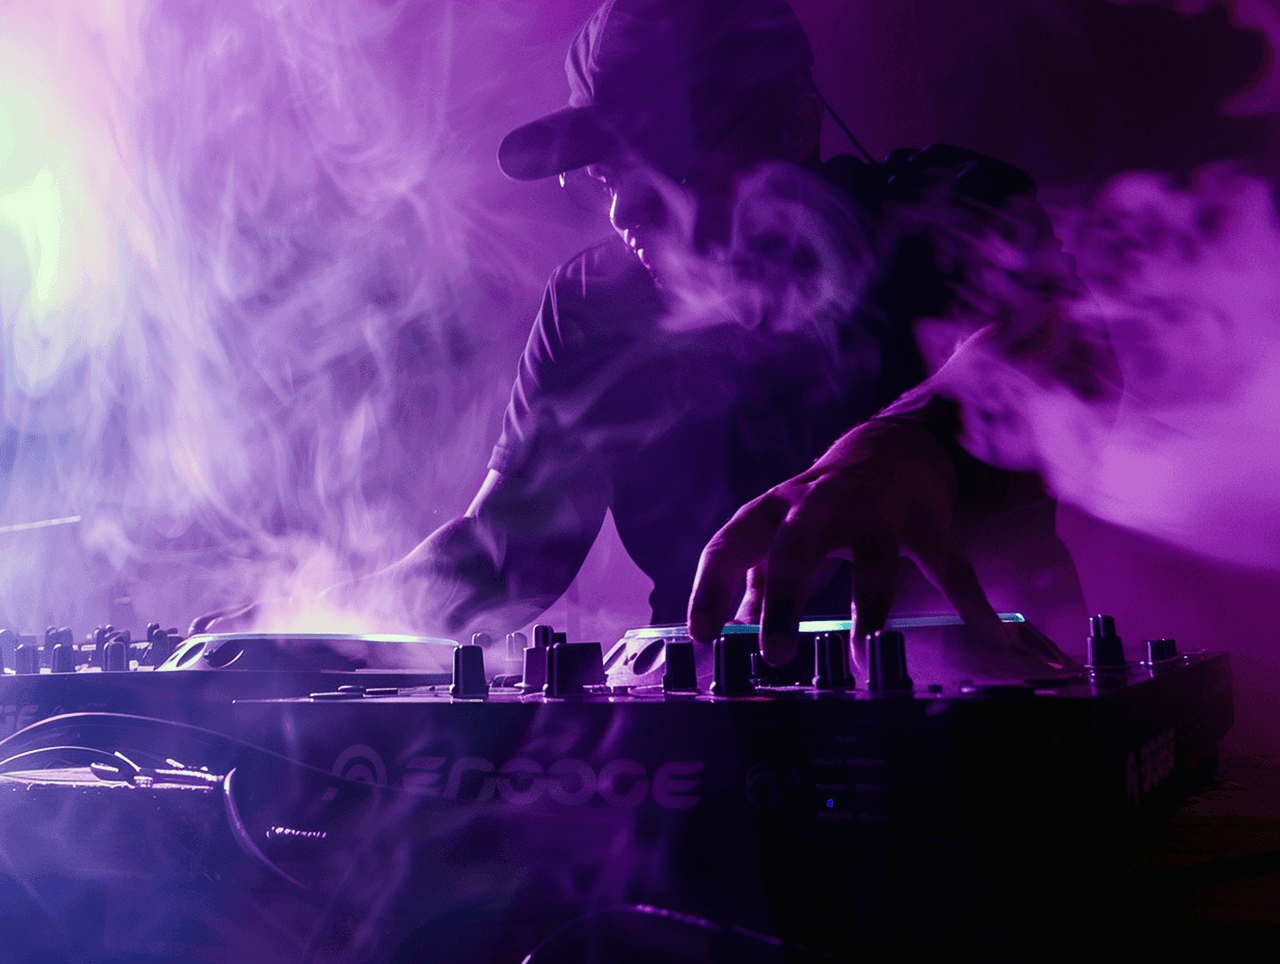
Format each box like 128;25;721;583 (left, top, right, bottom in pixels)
0;625;453;737
0;613;1235;963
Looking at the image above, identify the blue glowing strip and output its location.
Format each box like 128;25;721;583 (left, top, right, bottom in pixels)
621;613;1025;640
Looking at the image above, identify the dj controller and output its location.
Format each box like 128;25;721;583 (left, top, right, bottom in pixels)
0;624;452;739
0;613;1234;963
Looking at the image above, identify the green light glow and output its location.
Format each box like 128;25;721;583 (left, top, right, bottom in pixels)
0;167;63;309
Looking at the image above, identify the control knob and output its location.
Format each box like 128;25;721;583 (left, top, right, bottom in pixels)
1087;614;1125;668
868;630;912;693
450;636;489;699
711;635;755;697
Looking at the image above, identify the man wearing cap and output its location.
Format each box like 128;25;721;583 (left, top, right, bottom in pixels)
379;0;1111;674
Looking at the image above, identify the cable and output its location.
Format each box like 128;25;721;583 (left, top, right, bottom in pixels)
815;87;876;164
520;904;834;963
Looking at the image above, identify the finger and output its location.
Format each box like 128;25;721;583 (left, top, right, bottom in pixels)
733;563;767;624
1009;620;1082;673
759;518;832;666
850;530;901;654
912;533;1008;647
688;494;790;643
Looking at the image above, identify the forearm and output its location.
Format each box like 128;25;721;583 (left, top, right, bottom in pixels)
375;516;563;637
365;469;606;637
873;321;1108;479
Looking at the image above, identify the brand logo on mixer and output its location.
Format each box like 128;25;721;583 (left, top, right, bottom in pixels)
1126;728;1175;807
331;745;704;809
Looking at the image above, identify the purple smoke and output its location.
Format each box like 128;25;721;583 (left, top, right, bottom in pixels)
0;0;607;634
0;0;1276;725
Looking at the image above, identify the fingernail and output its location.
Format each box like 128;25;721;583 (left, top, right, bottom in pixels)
762;632;794;666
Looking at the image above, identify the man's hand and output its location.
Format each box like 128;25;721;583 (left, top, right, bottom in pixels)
687;415;1009;671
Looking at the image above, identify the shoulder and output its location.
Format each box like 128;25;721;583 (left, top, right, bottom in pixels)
534;235;662;359
547;235;656;313
519;235;661;380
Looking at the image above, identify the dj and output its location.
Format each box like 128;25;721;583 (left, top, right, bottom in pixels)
389;0;1118;676
207;0;1110;676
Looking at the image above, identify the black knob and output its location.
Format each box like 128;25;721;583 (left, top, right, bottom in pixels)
51;643;75;674
149;629;176;666
544;642;605;698
506;632;527;661
1087;614;1125;667
14;642;38;675
813;632;854;690
868;630;912;692
711;635;755;697
521;624;553;691
104;638;129;672
1146;638;1178;662
450;644;488;699
44;628;75;672
663;640;698;692
92;627;110;667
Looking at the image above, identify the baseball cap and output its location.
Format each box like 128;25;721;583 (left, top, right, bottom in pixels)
497;0;814;181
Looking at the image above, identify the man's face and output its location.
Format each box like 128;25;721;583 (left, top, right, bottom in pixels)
581;97;791;279
584;156;740;278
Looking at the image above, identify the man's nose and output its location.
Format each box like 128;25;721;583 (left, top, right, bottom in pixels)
609;176;672;235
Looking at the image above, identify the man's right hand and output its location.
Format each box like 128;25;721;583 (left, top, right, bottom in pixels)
687;414;1074;678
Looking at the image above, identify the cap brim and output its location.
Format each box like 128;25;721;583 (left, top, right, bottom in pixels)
497;105;623;181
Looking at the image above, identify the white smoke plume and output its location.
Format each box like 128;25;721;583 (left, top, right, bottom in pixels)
0;0;601;635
